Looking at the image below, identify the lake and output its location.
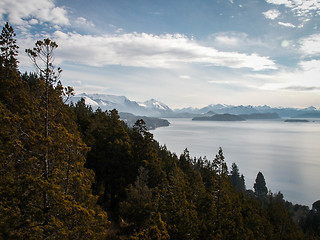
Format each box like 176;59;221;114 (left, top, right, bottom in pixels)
151;118;320;207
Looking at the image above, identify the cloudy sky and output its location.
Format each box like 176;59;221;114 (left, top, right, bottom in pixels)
1;0;320;108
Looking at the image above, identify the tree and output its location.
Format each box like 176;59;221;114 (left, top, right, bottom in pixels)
212;147;229;220
25;39;66;191
73;98;93;138
129;213;170;240
130;119;166;188
230;163;246;192
254;172;268;200
156;167;200;240
120;166;154;232
0;22;19;71
0;29;109;238
302;200;320;238
0;22;26;113
267;192;304;240
83;108;134;210
25;39;68;234
210;148;247;239
312;200;320;213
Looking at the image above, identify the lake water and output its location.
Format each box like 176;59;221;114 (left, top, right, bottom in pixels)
151;118;320;207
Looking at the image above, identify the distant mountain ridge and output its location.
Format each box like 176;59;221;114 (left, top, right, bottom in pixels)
70;93;172;117
69;93;320;118
291;112;320;118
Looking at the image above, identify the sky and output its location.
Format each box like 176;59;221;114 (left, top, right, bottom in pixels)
1;0;320;109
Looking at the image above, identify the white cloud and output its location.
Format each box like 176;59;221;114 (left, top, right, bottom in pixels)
299;59;320;71
208;80;240;85
266;0;320;17
210;32;280;58
0;0;69;26
299;34;320;56
50;31;276;71
115;28;124;34
211;32;267;49
278;21;296;27
249;60;320;92
179;75;191;79
75;17;95;28
263;9;281;19
28;18;38;25
266;0;294;6
214;35;240;46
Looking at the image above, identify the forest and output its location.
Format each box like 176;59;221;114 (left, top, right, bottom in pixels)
0;22;319;240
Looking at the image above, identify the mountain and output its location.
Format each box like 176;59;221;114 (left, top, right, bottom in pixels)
176;104;320;118
69;93;172;117
69;93;320;118
200;104;259;115
291;113;320;118
138;99;173;115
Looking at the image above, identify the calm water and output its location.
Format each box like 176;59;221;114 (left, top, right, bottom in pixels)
151;118;320;207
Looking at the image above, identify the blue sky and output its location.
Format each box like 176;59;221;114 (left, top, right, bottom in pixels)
1;0;320;108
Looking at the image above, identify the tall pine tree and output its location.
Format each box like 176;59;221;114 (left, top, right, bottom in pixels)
254;172;268;200
0;23;109;239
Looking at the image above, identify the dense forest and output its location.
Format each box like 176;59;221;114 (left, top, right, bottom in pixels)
0;22;319;240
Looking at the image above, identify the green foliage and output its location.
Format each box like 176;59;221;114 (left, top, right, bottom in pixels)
302;200;320;239
231;163;246;192
0;23;109;239
129;213;170;240
0;22;19;71
82;108;135;210
254;171;268;200
267;192;304;240
156;167;200;240
120;166;154;231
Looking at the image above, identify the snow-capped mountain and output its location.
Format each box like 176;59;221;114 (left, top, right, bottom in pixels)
176;104;259;115
69;93;172;117
138;99;172;113
203;105;260;115
176;104;320;117
69;93;320;118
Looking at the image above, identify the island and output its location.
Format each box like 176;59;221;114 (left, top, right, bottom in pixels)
192;112;281;121
119;112;170;130
192;113;246;121
284;119;309;122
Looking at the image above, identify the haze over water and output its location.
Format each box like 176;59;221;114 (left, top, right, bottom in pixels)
152;118;320;207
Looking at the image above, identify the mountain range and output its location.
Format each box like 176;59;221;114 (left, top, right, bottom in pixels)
70;93;172;117
69;93;320;118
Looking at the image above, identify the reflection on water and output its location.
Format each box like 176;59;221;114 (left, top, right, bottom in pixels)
152;118;320;207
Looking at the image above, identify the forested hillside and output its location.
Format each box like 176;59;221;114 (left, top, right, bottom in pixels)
1;23;319;240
